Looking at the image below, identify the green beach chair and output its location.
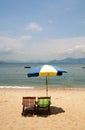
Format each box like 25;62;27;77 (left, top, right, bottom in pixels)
37;97;51;114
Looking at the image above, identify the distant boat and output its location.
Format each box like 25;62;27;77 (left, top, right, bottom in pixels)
24;66;31;68
82;66;85;69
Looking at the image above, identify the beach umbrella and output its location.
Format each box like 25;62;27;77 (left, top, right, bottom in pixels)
27;64;67;96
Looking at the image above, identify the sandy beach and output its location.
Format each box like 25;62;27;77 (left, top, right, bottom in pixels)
0;87;85;130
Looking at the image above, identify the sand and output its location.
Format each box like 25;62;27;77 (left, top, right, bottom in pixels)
0;87;85;130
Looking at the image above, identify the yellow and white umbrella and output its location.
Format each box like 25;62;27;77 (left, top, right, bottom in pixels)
27;64;67;96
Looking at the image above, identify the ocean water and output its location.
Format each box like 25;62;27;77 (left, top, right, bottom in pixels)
0;63;85;89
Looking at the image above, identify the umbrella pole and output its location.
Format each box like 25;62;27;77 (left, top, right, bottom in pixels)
46;76;48;97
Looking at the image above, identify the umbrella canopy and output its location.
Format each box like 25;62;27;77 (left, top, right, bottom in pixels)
27;64;67;96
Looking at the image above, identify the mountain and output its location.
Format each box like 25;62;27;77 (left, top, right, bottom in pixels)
48;57;85;64
0;57;85;64
0;60;6;64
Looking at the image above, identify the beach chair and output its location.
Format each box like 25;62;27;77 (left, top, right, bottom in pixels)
22;97;36;115
37;97;51;115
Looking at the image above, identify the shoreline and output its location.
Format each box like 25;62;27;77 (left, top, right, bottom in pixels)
0;86;85;91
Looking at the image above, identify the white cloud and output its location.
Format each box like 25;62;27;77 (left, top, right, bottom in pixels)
32;37;85;60
0;36;85;62
19;35;32;41
0;35;32;61
0;35;32;50
64;44;85;58
25;22;43;31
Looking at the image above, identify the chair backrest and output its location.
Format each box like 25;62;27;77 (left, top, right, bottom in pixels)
37;97;51;107
22;97;36;107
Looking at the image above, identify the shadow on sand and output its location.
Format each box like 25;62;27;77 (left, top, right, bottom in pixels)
22;106;65;117
51;106;65;115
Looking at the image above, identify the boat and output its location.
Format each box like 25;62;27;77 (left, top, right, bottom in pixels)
82;66;85;69
24;66;31;68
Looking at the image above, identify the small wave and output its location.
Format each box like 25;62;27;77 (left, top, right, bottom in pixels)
0;86;35;89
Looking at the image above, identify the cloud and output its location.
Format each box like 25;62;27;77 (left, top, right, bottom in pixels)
25;22;43;31
63;44;85;58
0;36;85;62
19;35;32;41
0;35;32;49
0;35;32;61
32;37;85;60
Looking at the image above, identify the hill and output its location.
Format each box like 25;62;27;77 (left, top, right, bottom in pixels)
48;57;85;64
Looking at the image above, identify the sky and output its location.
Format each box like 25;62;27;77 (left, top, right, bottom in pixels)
0;0;85;62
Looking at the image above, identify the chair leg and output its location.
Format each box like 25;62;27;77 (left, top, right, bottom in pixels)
37;106;39;115
34;106;36;114
21;106;25;116
23;106;24;112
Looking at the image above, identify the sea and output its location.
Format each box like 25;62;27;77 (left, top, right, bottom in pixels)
0;62;85;89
